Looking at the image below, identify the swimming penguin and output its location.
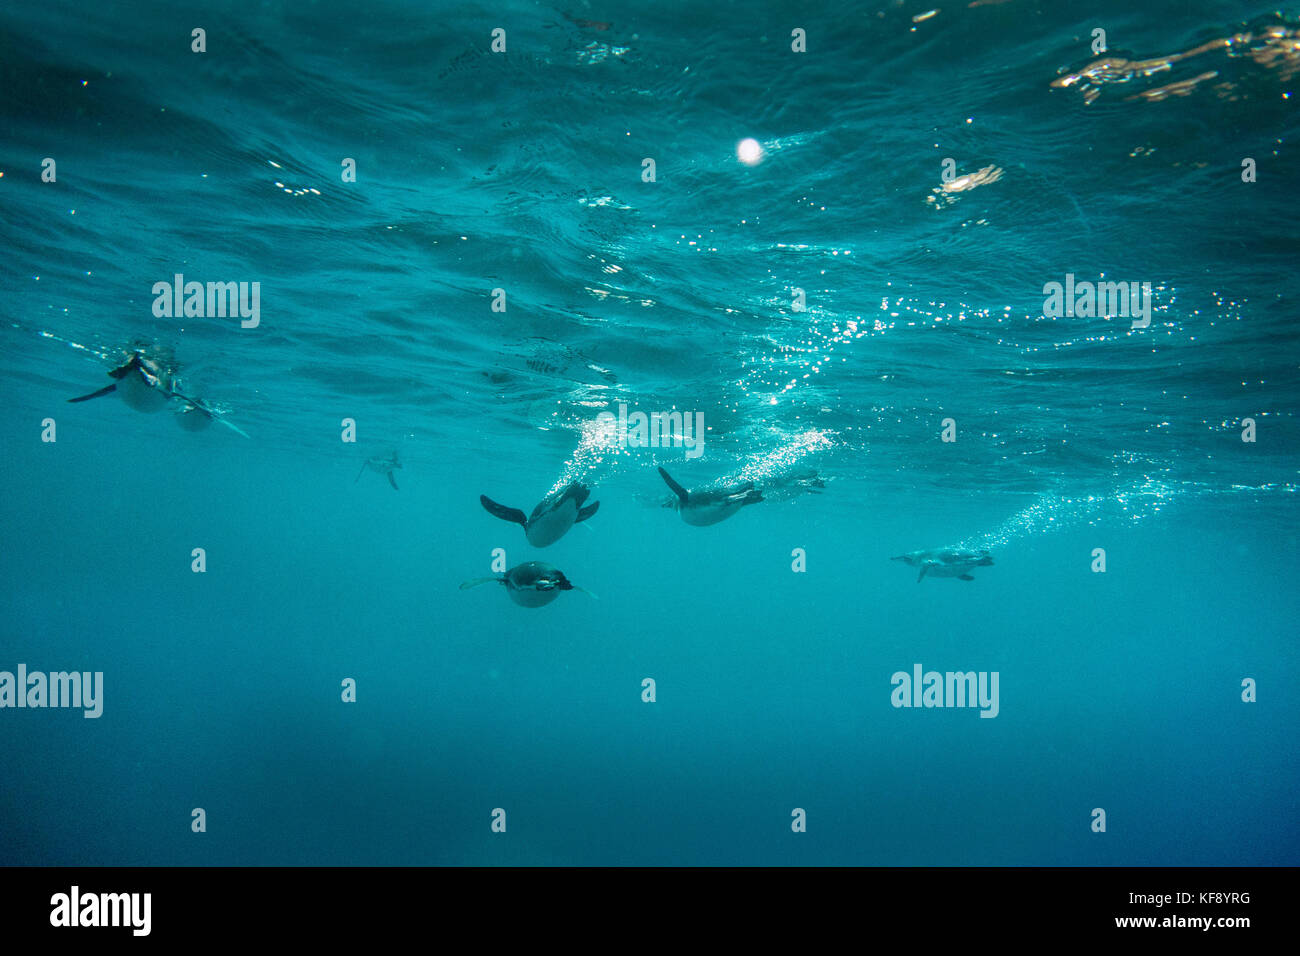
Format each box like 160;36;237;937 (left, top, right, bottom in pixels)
459;561;596;608
479;482;599;547
68;350;181;412
356;452;402;491
658;467;763;526
892;548;994;582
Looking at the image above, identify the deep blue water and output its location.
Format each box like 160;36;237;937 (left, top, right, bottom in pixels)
1;0;1297;865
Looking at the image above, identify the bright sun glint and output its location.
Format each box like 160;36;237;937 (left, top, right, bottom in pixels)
737;138;763;166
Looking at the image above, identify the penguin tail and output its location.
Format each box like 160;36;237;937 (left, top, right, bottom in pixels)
658;467;689;504
480;495;527;526
68;384;118;403
577;501;599;522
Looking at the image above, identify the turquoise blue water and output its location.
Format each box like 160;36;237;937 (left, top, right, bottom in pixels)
1;0;1297;865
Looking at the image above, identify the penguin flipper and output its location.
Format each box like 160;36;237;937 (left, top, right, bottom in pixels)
107;355;142;379
561;482;591;508
658;467;689;504
917;565;929;583
480;495;528;525
459;577;501;590
958;574;975;581
67;384;118;403
577;501;599;522
388;472;399;491
355;462;368;483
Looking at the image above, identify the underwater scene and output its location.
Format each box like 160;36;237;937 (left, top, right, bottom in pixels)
1;0;1297;866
